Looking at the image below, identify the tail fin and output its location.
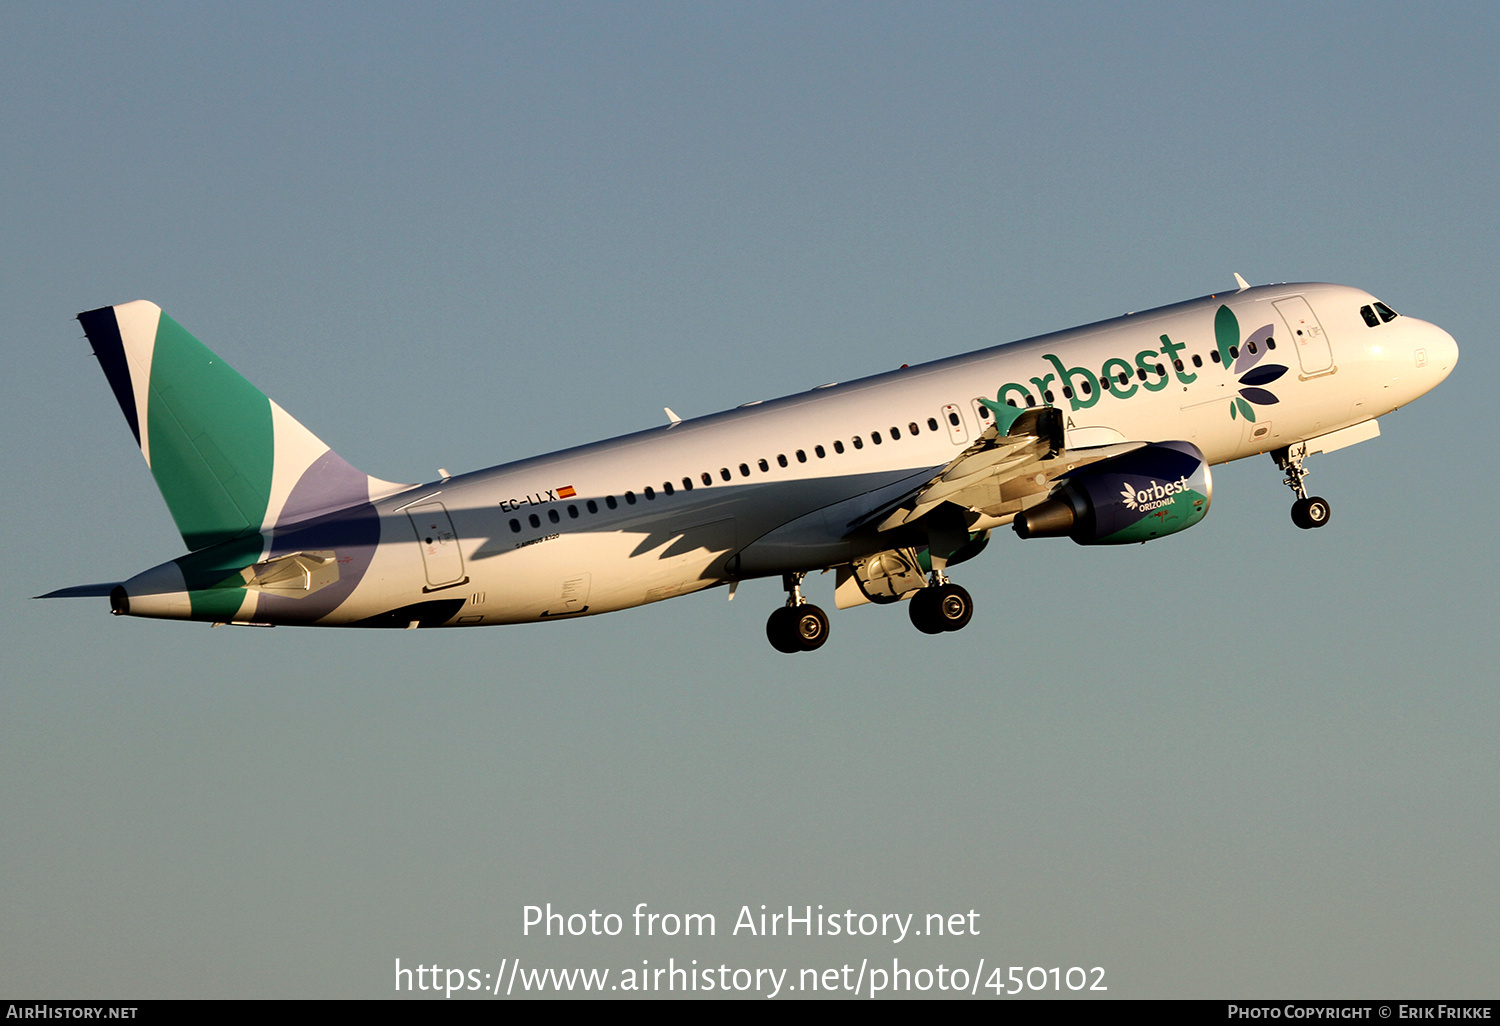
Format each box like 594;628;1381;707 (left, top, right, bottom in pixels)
78;301;408;551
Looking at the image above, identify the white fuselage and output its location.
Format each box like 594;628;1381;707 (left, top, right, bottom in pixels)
121;282;1459;627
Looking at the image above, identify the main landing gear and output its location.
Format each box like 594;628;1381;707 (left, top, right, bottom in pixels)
766;572;830;653
764;570;976;652
1274;447;1332;530
908;573;974;635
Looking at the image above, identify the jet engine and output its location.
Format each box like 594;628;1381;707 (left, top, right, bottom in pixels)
1012;440;1211;544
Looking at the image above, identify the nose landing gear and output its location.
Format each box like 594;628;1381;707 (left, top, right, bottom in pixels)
766;572;830;653
1274;447;1332;530
1291;495;1332;529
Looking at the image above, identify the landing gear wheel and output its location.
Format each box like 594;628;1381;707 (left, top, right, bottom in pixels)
1291;496;1332;530
909;584;974;634
766;604;830;652
933;583;974;632
909;589;945;635
792;604;829;650
766;607;801;652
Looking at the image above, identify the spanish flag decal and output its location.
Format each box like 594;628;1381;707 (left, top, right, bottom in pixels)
557;485;577;499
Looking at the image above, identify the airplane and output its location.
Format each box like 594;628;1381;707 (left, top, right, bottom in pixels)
39;276;1457;652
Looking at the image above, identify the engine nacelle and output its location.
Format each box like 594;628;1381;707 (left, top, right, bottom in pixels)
1012;440;1212;544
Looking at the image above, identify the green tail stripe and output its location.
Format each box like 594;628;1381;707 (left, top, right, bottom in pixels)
175;535;266;620
146;314;275;550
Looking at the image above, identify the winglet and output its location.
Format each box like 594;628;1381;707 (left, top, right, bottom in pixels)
1233;272;1251;292
989;402;1028;436
664;407;682;425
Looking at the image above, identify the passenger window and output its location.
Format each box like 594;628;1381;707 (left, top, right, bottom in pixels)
948;411;960;426
720;468;731;481
909;421;920;435
587;500;599;513
548;509;560;523
927;417;939;431
568;504;579;518
625;491;636;505
1155;363;1165;375
1173;359;1184;371
529;513;541;528
701;472;711;486
834;440;845;454
815;445;826;458
758;458;769;472
889;427;900;440
1267;337;1277;349
1361;304;1380;327
1210;350;1220;363
510;518;521;533
1192;354;1202;367
739;463;750;477
1062;386;1074;400
777;454;788;467
606;496;618;510
796;449;807;462
872;431;883;444
682;478;692;492
1044;390;1054;402
661;482;672;496
1227;347;1237;360
1137;366;1148;379
644;486;655;499
1025;394;1035;407
853;436;864;449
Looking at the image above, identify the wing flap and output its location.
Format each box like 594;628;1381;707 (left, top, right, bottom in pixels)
870;406;1065;531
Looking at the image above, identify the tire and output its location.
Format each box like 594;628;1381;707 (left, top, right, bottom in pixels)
909;589;946;634
933;584;974;632
766;607;803;653
767;604;830;652
1292;496;1332;530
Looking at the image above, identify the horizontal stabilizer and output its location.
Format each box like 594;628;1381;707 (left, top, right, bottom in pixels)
34;582;121;599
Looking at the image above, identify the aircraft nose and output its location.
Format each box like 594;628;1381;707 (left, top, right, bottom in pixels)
1433;326;1459;375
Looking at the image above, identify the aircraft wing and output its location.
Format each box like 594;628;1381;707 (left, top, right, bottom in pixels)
840;405;1065;534
855;405;1148;534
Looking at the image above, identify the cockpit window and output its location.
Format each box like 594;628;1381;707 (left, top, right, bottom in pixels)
1360;304;1380;327
1374;301;1398;323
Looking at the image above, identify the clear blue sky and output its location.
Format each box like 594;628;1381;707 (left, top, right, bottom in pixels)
3;1;1495;998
